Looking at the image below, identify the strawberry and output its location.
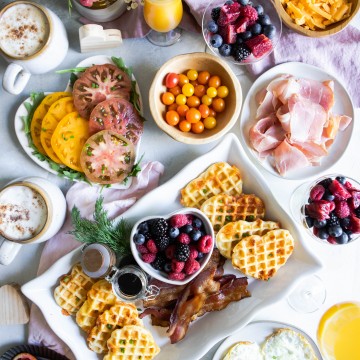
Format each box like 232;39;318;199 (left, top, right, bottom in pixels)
219;24;237;44
335;200;350;219
234;17;249;33
329;179;351;200
239;5;258;24
217;2;241;26
245;34;272;58
305;200;335;221
310;185;325;201
349;215;360;234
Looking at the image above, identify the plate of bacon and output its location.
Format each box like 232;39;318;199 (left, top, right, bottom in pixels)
21;133;322;360
240;62;354;179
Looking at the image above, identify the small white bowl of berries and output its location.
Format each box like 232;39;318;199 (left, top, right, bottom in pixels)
291;174;360;245
202;0;282;64
130;208;215;285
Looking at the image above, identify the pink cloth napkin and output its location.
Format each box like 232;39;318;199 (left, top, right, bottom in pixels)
28;161;164;359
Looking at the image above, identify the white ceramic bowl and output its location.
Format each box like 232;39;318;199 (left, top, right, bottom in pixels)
130;208;215;285
72;0;126;22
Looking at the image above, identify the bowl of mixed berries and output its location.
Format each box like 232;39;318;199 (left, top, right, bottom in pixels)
131;208;215;285
202;0;282;64
299;175;360;245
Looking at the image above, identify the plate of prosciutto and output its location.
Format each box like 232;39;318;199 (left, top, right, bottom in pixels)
240;62;354;180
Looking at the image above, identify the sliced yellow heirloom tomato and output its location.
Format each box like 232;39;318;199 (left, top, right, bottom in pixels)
51;111;89;172
40;97;76;164
30;92;71;155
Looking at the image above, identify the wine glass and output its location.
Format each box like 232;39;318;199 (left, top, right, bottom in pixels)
143;0;183;46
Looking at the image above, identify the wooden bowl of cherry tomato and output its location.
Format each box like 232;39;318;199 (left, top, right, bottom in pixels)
149;52;242;144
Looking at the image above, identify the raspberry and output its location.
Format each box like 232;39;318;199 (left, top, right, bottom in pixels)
189;245;198;259
198;235;213;253
177;233;191;245
329;180;351;200
240;5;258;23
171;259;185;273
169;214;188;228
184;258;201;275
142;253;156;263
165;244;176;259
137;244;149;254
168;272;186;281
310;185;325;201
305;200;335;221
335;201;350;219
186;214;194;225
146;239;158;254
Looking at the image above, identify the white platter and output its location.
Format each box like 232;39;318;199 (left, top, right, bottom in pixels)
213;320;323;360
14;55;142;189
22;133;322;360
239;62;355;180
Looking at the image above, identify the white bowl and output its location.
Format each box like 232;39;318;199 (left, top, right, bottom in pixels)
72;0;126;22
130;208;215;285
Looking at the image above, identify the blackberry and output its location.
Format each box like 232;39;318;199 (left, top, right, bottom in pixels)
150;218;168;237
319;178;332;188
328;212;340;227
143;231;152;241
233;44;251;62
355;207;360;218
151;253;166;271
155;234;170;251
211;7;221;21
175;243;190;262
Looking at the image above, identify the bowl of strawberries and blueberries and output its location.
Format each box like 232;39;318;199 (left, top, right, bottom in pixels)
131;209;215;285
303;175;360;245
202;0;282;64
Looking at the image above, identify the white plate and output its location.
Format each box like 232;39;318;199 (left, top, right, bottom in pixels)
22;133;322;360
213;320;323;360
239;62;355;180
14;55;142;189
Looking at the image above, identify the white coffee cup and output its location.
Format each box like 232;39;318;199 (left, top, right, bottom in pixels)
0;1;69;95
0;177;67;265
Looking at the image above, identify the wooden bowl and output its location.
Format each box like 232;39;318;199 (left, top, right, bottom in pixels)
274;0;359;37
149;52;242;145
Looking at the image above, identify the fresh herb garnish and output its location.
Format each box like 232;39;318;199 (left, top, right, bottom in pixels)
70;196;131;256
55;67;89;74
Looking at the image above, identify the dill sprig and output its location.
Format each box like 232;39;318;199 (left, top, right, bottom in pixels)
69;196;131;256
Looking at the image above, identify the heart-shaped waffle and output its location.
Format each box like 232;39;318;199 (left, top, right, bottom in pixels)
232;229;294;280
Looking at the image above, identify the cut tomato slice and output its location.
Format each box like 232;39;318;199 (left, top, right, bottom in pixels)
88;98;143;145
73;64;131;119
80;130;135;185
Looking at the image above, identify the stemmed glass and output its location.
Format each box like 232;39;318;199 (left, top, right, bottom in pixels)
143;0;183;46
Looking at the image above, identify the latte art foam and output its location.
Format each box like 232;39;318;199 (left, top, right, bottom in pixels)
0;3;50;58
0;185;48;241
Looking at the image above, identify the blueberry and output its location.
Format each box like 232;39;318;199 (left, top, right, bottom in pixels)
236;34;244;44
248;1;253;5
219;43;232;57
181;224;193;234
250;22;262;35
168;227;180;238
134;233;145;245
314;219;327;228
323;191;335;201
258;14;271;26
345;230;353;239
254;4;264;15
240;30;252;40
237;0;249;5
328;225;343;238
318;229;329;240
225;0;234;4
210;34;223;48
335;232;349;244
340;217;351;228
138;222;149;234
197;252;205;260
192;217;203;229
305;216;314;228
263;24;276;39
207;20;218;33
336;176;346;184
319;178;333;188
164;262;172;273
190;229;202;242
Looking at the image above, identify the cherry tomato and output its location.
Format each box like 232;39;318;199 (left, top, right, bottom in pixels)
169;85;181;96
165;110;180;126
165;72;180;89
177;104;189;117
208;107;217;118
199;104;210;118
190;80;199;87
208;75;221;88
161;92;175;105
217;85;229;98
212;97;225;112
204;116;217;129
187;69;198;81
201;95;213;106
186;108;201;123
198;71;210;85
176;94;187;105
206;87;217;98
186;95;200;108
194;85;206;98
191;121;205;134
167;103;178;111
182;83;195;97
178;74;189;87
179;120;191;132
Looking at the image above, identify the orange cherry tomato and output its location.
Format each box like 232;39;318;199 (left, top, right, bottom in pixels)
177;104;189;117
204;116;217;129
206;87;217;98
201;95;212;106
165;110;180;126
208;75;221;88
169;85;181;96
190;80;199;87
186;95;200;108
167;103;178;111
186;108;201;123
178;74;189;87
198;71;210;85
212;98;225;112
208;107;217;118
191;121;205;134
217;85;229;98
182;83;195;97
179;120;191;132
165;72;180;89
187;69;198;81
161;92;175;105
199;104;210;118
194;85;206;98
176;94;187;105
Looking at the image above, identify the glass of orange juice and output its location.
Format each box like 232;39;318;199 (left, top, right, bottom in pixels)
317;302;360;360
143;0;183;46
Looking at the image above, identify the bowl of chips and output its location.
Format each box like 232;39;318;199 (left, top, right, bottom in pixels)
274;0;359;37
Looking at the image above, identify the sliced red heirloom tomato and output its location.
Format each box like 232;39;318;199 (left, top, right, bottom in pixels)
80;130;135;185
88;98;143;145
73;64;132;119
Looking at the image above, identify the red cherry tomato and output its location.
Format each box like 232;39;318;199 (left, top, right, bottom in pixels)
165;73;180;89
